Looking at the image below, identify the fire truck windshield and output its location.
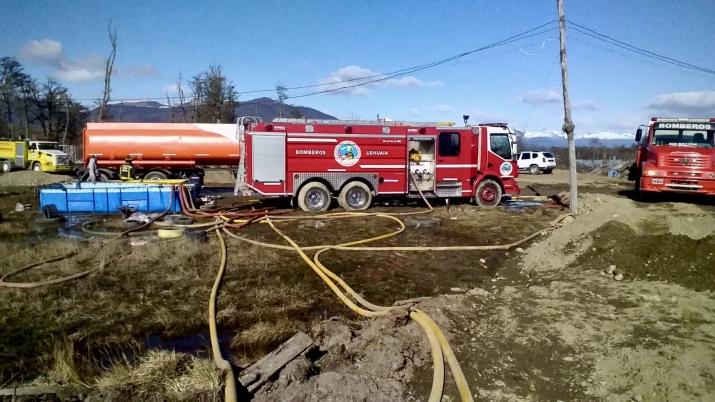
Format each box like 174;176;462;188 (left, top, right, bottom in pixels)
651;129;714;148
490;134;513;159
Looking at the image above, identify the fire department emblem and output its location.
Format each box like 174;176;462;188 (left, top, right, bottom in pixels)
334;141;361;167
681;157;689;166
499;161;513;176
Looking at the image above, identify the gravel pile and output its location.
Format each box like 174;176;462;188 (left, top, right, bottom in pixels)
0;171;75;187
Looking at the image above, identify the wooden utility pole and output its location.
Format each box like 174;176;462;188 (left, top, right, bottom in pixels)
557;0;578;213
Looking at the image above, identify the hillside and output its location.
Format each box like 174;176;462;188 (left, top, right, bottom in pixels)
89;97;337;123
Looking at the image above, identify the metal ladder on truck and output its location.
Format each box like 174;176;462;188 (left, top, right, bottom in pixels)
233;116;263;197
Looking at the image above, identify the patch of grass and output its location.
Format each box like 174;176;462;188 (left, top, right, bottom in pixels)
95;350;222;401
0;198;560;396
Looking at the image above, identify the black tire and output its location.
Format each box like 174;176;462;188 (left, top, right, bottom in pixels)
143;171;169;180
1;160;10;174
33;162;42;172
338;181;372;211
184;228;208;243
297;182;331;212
164;214;194;225
42;204;59;219
474;179;503;207
529;164;540;175
544;169;553;174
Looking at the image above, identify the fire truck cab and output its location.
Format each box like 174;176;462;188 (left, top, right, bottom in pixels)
234;117;520;212
630;117;715;200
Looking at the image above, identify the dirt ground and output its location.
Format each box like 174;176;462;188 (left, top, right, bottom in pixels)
2;170;715;401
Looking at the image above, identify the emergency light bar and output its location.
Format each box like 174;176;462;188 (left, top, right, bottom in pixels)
651;118;715;123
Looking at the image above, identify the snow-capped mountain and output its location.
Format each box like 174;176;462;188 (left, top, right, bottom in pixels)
521;129;636;148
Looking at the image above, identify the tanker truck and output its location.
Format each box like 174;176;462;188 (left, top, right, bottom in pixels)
81;121;255;180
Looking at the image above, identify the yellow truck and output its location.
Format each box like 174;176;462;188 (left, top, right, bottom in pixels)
0;139;74;174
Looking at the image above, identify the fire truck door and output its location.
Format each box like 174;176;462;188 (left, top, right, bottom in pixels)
251;134;286;183
435;131;464;196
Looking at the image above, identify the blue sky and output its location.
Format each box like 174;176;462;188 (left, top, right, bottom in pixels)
2;0;714;134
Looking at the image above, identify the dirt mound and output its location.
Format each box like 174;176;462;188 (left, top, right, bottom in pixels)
572;221;715;292
252;306;447;402
521;193;715;273
0;171;75;187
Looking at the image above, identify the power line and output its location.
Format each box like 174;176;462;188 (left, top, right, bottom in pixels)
74;20;559;103
569;36;713;80
568;21;715;76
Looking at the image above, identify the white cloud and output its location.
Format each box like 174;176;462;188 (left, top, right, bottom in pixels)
466;109;513;125
18;38;157;83
163;84;178;95
520;89;562;106
317;65;442;96
573;100;600;111
645;91;715;115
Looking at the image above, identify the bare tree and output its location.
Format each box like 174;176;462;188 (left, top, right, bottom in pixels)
176;72;189;122
0;57;27;137
98;20;117;122
514;129;527;151
165;91;176;122
275;81;288;118
189;65;238;123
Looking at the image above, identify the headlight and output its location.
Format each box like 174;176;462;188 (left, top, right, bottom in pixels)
646;169;660;176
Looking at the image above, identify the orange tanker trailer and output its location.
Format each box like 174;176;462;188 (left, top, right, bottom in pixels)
83;122;241;180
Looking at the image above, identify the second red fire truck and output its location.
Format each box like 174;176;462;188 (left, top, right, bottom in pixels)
233;117;521;211
630;117;715;200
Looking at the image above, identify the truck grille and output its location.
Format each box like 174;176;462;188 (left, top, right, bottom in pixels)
55;156;69;165
659;154;712;168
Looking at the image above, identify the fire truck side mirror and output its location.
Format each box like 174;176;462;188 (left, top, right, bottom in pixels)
635;128;643;142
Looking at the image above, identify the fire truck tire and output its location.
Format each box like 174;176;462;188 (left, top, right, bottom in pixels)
297;182;332;212
338;181;372;211
144;171;169;180
474;179;503;208
33;163;42;172
529;164;540;175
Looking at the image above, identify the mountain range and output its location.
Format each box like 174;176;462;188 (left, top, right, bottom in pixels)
88;100;636;148
90;98;337;123
521;129;637;148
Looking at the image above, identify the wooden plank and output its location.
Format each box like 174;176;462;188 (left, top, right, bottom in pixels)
238;331;314;394
0;385;88;397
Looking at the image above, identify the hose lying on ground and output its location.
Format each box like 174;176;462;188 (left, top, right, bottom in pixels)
0;187;179;289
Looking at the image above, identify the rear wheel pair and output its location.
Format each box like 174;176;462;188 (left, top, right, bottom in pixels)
297;181;372;212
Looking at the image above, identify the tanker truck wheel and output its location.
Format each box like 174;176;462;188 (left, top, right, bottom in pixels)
143;171;169;180
297;182;331;212
474;179;503;208
338;181;372;211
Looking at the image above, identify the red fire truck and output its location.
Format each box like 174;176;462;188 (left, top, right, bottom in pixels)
630;117;715;200
234;117;520;211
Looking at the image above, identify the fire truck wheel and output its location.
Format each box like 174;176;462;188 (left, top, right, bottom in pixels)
338;181;372;211
143;171;169;180
1;160;10;174
297;182;332;212
33;163;42;172
474;179;503;208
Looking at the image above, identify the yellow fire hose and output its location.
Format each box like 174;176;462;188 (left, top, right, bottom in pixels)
208;176;573;402
209;229;238;402
262;217;477;401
